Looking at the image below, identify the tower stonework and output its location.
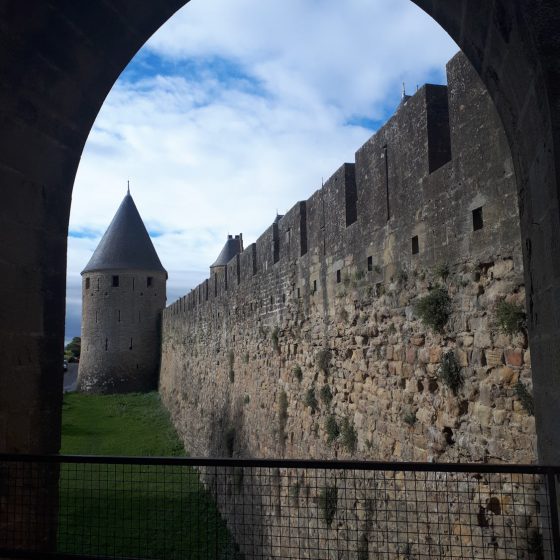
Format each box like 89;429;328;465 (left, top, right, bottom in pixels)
78;193;167;393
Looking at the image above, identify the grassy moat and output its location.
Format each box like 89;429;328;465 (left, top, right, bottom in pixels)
59;392;237;559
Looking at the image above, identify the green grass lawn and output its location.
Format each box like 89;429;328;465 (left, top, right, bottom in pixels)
59;392;239;559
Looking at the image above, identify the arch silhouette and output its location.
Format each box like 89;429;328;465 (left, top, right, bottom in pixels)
0;1;559;463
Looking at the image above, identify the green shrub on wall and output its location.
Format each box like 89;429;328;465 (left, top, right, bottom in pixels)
439;351;463;395
304;388;318;413
293;365;303;382
340;417;357;453
515;381;534;415
496;300;526;335
320;384;333;405
325;415;339;444
414;287;451;332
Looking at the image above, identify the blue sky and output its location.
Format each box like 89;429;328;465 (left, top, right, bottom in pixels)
65;0;459;342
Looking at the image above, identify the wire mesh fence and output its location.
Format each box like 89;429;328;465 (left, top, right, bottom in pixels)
0;455;558;560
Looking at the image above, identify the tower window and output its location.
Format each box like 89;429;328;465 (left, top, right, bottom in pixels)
367;256;373;272
336;270;341;284
313;280;317;293
147;276;153;287
472;207;484;231
112;275;119;287
411;236;419;255
85;277;90;289
118;310;121;322
105;338;108;351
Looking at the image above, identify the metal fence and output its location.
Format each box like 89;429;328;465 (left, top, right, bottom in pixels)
0;454;558;560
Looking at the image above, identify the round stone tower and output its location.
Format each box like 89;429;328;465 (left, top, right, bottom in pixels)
77;191;167;393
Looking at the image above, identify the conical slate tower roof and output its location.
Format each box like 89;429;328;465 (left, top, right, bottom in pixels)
211;234;243;268
82;193;166;275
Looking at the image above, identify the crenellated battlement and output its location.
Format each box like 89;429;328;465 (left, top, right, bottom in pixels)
164;51;519;322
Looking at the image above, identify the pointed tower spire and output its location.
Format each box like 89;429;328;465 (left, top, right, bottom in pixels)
127;180;130;195
82;193;166;274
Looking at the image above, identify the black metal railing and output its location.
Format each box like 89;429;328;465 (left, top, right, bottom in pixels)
0;454;558;560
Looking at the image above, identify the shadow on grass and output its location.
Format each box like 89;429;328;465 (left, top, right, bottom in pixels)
58;464;243;559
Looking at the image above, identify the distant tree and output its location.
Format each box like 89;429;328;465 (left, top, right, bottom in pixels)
65;337;81;361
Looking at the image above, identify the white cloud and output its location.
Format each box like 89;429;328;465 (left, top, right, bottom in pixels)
66;0;458;340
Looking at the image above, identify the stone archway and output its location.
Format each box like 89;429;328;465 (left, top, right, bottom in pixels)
0;1;559;463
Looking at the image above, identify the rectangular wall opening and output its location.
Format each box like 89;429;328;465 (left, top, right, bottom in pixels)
472;207;484;231
112;275;119;287
411;236;419;255
367;256;373;272
336;270;341;284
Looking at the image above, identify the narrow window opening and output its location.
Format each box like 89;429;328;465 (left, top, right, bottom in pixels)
97;278;100;290
313;280;317;293
147;276;153;287
85;277;90;289
282;293;286;304
105;338;108;351
270;295;273;305
112;275;119;287
367;256;373;272
473;207;484;231
297;288;301;298
336;270;341;284
132;278;135;291
129;338;133;350
118;310;121;322
95;311;98;323
411;236;419;255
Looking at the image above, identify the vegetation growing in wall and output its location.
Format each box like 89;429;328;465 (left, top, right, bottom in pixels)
320;384;333;405
340;417;357;453
403;410;417;426
435;262;450;281
414;287;451;333
293;364;303;382
515;381;534;415
496;300;526;335
304;388;318;413
243;394;250;405
325;415;339;444
318;485;338;528
315;348;331;372
439;351;463;395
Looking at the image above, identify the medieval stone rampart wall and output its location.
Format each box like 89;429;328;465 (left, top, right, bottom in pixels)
159;51;538;558
160;52;534;465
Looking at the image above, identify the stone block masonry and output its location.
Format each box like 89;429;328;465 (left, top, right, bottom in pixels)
160;51;535;465
159;52;538;556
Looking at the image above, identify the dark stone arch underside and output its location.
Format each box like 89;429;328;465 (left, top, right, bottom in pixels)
0;1;559;467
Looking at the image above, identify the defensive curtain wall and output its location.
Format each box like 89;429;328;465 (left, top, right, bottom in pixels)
160;53;539;557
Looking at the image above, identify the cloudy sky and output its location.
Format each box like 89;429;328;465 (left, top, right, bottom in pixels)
66;0;458;342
